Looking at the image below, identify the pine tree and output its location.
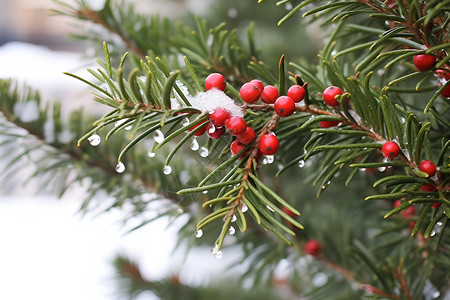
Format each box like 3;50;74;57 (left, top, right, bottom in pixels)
1;0;449;299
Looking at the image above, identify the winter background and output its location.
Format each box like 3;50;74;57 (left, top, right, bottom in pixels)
0;0;240;299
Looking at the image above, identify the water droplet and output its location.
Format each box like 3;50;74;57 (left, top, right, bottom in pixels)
298;160;305;167
211;244;218;254
285;2;293;10
241;204;248;212
147;151;156;158
153;130;164;144
432;291;440;298
261;157;268;165
125;125;132;131
360;168;366;172
114;119;127;127
182;118;190;126
208;123;216;134
199;146;209;157
266;205;275;212
115;162;125;173
214;250;223;259
195;229;203;238
378;166;386;172
190;138;199;151
88;134;101;146
266;155;274;164
312;272;328;287
163;165;172;175
231;215;237;222
437;221;443;226
202;190;208;194
430;230;436;237
228;226;235;235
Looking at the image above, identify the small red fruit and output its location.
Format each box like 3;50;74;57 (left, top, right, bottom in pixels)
432;202;441;208
305;240;321;256
287;85;306;103
420;184;437;192
189;120;208;136
207;125;225;139
319;120;340;128
435;69;450;80
394;200;416;218
250;79;264;93
259;134;279;155
236;126;256;145
441;82;450;99
240;82;262;103
230;140;246;156
205;73;226;91
418;160;436;177
282;206;296;218
210;109;230;127
274;96;296;117
413;54;436;72
260;85;279;104
323;86;343;107
225;116;247;136
382;141;400;159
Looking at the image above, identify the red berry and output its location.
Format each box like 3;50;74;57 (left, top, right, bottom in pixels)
420;184;437;192
189;120;208;136
250;79;264;93
205;73;226;91
282;206;296;218
260;85;279;104
240;82;262;103
207;124;225;139
319;120;340;128
435;69;450;80
305;240;321;256
413;54;436;72
323;86;343;107
394;200;416;218
287;85;306;103
382;141;400;159
432;202;441;208
274;96;296;117
236;126;256;145
259;134;279;155
225;116;247;136
230;140;246;156
210;109;230;127
418;160;436;177
441;82;450;99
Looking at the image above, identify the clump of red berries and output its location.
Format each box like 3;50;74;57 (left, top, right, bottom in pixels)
205;73;226;91
382;141;400;159
305;239;321;256
413;54;436;72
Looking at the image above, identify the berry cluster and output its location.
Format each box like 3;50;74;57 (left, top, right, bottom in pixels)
201;74;280;158
412;54;450;99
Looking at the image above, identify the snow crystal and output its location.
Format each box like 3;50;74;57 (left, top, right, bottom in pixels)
13;100;39;123
189;89;244;117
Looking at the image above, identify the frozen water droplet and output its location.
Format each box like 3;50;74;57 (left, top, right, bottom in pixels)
163;165;172;175
208;123;216;134
202;190;208;194
430;230;436;237
266;205;275;212
195;229;203;238
147;151;155;158
182;118;190;126
241;204;248;212
211;244;218;254
114;119;127;127
88;134;101;146
214;250;223;259
199;146;209;157
231;215;237;222
298;160;305;167
190;138;199;151
153;130;164;144
115;162;125;173
312;272;328;287
228;226;235;235
378;166;386;172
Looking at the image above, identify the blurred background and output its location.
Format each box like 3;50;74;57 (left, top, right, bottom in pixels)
0;1;322;299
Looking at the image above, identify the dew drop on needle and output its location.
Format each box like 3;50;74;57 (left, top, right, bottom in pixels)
88;134;101;146
115;162;125;173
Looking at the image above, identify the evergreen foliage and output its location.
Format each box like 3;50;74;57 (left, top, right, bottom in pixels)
1;0;449;299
